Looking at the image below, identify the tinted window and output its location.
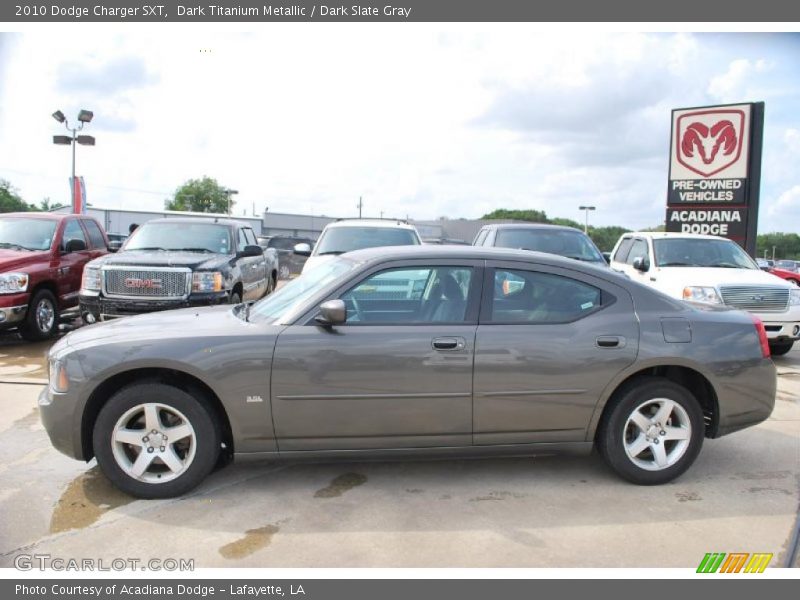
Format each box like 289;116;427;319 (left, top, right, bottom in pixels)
627;239;649;265
493;228;604;263
126;222;232;254
314;226;420;255
82;219;106;249
473;229;489;246
268;237;308;250
62;219;87;250
0;217;57;251
613;237;634;263
340;266;473;324
489;269;602;324
653;238;757;269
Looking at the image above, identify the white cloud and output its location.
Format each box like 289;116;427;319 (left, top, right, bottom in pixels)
707;58;771;102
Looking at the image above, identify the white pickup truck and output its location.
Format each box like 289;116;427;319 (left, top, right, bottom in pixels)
610;232;800;356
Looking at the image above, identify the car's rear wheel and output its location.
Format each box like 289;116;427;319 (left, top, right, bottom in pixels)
229;290;242;304
598;378;704;485
19;289;59;341
93;383;220;498
769;340;793;356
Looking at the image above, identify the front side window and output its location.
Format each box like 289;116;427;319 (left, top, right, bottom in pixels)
613;237;634;263
313;226;420;256
489;269;603;324
627;239;649;265
473;229;489;246
82;219;106;249
340;266;473;324
62;219;87;251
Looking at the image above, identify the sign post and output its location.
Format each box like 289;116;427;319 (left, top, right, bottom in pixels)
666;102;764;256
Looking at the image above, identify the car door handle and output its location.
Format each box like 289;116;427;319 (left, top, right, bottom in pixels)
596;336;626;348
432;337;466;351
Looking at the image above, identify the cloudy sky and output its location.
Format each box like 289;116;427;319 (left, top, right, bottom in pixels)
0;28;799;232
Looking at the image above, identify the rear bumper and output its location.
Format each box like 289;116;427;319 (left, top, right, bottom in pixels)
80;292;230;321
714;358;776;438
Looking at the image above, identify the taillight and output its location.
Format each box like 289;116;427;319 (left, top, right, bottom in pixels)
751;315;770;358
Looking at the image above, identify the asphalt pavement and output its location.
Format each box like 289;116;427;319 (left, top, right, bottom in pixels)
0;326;798;568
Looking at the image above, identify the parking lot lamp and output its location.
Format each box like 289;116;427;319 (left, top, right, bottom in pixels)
52;109;95;213
578;205;596;234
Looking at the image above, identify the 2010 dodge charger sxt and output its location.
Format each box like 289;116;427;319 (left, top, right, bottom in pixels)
40;246;776;498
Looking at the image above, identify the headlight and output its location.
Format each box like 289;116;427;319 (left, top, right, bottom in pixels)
192;271;223;292
790;289;800;306
0;272;29;294
683;286;722;304
49;359;70;393
81;267;101;291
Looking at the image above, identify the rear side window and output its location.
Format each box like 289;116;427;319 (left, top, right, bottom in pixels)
613;237;634;263
82;219;106;249
61;219;87;250
488;269;603;324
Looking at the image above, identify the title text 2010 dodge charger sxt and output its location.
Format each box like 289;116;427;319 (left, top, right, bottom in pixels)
40;246;776;498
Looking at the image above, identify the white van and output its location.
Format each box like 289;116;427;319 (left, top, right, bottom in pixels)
609;231;800;355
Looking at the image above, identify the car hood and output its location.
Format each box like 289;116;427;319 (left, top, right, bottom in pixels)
0;249;50;271
654;266;792;288
90;250;230;270
302;254;337;273
63;305;245;348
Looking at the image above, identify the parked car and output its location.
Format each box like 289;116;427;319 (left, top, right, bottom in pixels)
423;237;470;245
473;223;607;266
79;218;278;323
768;265;800;287
774;260;798;273
609;232;800;355
258;235;314;279
755;258;774;271
0;212;108;340
42;245;775;498
105;233;128;253
298;219;421;273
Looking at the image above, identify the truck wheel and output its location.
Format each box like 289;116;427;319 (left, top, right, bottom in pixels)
93;383;220;499
597;378;704;485
229;290;241;304
769;341;793;356
266;273;276;295
19;289;59;341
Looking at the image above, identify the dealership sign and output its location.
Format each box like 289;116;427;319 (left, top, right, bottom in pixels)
666;102;764;255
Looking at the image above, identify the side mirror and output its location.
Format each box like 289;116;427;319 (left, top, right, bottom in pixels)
65;238;87;253
239;244;264;258
108;240;122;253
293;243;312;257
315;299;346;327
632;256;650;272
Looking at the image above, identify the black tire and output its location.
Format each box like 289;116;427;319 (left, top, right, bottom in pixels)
229;290;242;305
769;340;794;356
597;377;704;485
93;383;220;499
266;272;276;296
19;289;59;341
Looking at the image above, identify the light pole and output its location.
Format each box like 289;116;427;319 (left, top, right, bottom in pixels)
578;205;596;234
52;109;95;214
222;188;239;216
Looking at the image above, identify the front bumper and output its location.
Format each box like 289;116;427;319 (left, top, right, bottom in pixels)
760;319;800;341
80;291;230;321
39;385;86;461
0;303;28;329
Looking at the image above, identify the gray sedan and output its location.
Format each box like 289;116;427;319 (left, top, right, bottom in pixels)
40;246;776;498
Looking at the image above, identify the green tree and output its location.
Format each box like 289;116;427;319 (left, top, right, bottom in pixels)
0;179;36;213
481;208;548;223
757;232;800;260
165;177;235;214
38;197;65;212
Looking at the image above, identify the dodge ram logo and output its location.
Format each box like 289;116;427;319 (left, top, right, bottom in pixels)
125;278;163;289
676;109;745;177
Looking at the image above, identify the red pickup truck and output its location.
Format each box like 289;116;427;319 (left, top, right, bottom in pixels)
0;212;108;340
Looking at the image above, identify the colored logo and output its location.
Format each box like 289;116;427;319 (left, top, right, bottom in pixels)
696;552;772;573
676;109;745;177
125;278;163;289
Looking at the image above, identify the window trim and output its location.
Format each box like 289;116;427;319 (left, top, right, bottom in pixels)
298;259;485;327
479;262;616;326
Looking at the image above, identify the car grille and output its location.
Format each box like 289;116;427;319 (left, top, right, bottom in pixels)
104;268;189;299
718;285;789;313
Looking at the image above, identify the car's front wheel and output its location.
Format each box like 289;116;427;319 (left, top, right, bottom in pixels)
597;378;704;485
93;383;220;498
19;289;59;341
769;340;793;356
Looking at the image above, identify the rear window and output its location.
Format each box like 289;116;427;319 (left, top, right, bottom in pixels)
314;226;420;256
493;228;604;263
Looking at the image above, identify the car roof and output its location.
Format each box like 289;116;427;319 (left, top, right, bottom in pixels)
623;231;727;241
481;223;584;233
323;219;417;230
0;212;82;221
144;217;244;227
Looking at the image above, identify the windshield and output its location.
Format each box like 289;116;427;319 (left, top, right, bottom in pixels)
125;222;232;253
494;229;604;263
313;226;420;256
247;257;359;324
653;238;758;269
0;218;57;251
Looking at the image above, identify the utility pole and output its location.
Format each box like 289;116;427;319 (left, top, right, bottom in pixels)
357;196;363;219
578;205;596;234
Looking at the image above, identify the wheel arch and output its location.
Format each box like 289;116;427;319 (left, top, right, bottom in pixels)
588;364;720;442
80;367;234;462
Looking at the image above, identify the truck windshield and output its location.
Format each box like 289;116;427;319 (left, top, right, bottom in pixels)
494;228;605;263
0;218;57;251
125;222;232;254
653;238;758;269
314;227;420;256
